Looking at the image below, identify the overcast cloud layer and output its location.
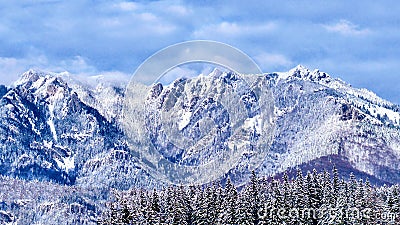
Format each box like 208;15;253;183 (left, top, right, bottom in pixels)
0;1;399;103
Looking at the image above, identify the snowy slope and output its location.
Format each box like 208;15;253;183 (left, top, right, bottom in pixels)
251;65;400;185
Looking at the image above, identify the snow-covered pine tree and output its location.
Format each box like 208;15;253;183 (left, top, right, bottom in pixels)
281;171;293;224
305;170;320;224
374;185;391;225
331;165;340;206
148;189;161;224
187;185;197;225
318;170;333;224
163;186;176;224
353;179;366;224
138;189;149;224
193;185;207;225
180;185;194;225
330;178;348;224
120;195;134;224
237;184;253;225
391;184;400;223
292;168;309;224
270;177;284;224
196;184;219;224
362;178;375;225
347;173;357;208
221;177;238;224
158;188;169;225
387;184;400;222
171;185;188;225
321;170;332;207
258;193;276;225
249;170;261;225
207;182;222;224
215;182;225;224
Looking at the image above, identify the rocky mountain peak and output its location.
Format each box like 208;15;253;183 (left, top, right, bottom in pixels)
287;65;331;82
14;69;46;86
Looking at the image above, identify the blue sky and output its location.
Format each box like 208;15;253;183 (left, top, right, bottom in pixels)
0;1;399;103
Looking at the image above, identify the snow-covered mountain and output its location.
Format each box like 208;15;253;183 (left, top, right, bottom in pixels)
0;70;157;189
0;66;400;190
260;66;400;184
1;65;400;224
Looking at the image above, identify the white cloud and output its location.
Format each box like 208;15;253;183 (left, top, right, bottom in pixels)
115;1;138;11
253;53;293;71
0;55;53;85
0;54;96;85
99;11;176;35
324;19;370;36
0;57;22;85
0;54;132;88
70;70;130;88
193;21;276;38
138;12;157;22
59;56;97;74
167;5;190;16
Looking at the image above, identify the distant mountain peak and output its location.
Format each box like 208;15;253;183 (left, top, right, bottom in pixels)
209;67;223;77
14;69;46;86
286;65;331;82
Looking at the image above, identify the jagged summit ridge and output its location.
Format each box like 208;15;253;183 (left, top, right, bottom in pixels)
272;65;399;124
273;65;330;83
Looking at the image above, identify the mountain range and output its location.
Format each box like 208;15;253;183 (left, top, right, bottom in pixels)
1;65;400;189
1;65;400;223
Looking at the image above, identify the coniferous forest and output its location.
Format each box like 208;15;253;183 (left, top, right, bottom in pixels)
100;168;400;225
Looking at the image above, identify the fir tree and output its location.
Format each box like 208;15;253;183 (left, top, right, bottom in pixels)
331;165;340;206
249;170;261;225
237;184;253;225
148;189;160;224
222;177;238;224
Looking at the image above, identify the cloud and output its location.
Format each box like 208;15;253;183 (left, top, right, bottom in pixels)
0;53;55;85
0;54;101;86
192;21;276;39
114;1;138;11
324;20;370;36
167;5;191;16
138;12;157;22
0;57;22;85
253;53;293;72
58;56;97;75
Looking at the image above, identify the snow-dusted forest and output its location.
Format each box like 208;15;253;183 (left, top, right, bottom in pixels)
100;168;399;224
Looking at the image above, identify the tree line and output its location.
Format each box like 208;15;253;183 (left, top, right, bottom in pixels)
100;167;400;224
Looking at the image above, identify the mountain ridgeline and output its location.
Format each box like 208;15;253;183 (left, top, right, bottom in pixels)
0;66;400;189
